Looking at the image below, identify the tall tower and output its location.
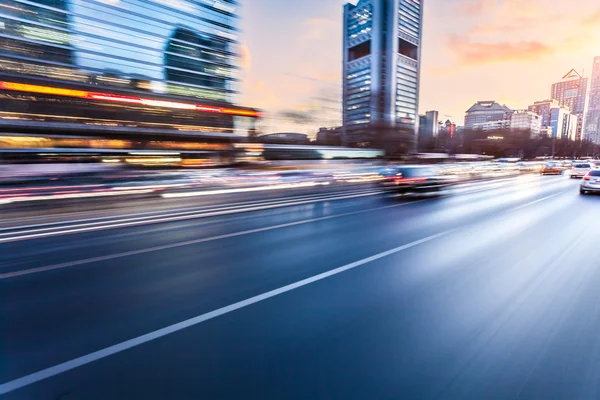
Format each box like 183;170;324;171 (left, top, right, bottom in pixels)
585;57;600;144
551;69;588;141
342;0;423;146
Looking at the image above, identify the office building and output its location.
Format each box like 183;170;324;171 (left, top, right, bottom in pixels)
473;119;511;132
585;56;600;144
510;111;541;137
549;105;571;140
418;110;439;139
528;99;560;129
0;0;258;139
464;101;512;130
551;69;588;140
565;114;579;141
343;0;424;145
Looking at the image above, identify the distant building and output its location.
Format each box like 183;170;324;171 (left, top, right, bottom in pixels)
549;106;571;139
540;127;553;137
316;127;343;146
565;114;579;141
342;0;424;145
473;119;511;132
510;111;541;137
551;69;588;140
528;99;560;129
465;101;512;130
418;110;439;144
585;56;600;144
258;133;310;145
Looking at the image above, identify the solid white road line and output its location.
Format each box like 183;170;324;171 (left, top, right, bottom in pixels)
0;190;384;243
0;199;427;280
162;181;332;198
0;229;452;395
0;189;381;237
509;192;565;212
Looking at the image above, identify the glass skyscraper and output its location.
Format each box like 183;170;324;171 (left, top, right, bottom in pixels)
342;0;423;146
0;0;257;137
585;57;600;144
551;69;588;141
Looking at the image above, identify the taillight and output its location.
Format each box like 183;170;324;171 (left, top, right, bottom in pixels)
584;176;591;181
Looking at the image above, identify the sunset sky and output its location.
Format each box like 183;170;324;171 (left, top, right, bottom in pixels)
239;0;600;136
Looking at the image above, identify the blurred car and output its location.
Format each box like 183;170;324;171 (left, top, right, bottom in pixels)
378;165;447;195
570;163;592;179
541;162;562;175
580;170;600;195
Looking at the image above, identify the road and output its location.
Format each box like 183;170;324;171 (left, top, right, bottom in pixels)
1;175;599;399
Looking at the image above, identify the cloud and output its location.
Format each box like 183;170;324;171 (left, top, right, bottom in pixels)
467;17;534;35
278;109;315;125
446;35;554;65
584;9;600;26
456;0;539;18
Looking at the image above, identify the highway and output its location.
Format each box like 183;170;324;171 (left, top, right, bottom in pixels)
2;175;599;399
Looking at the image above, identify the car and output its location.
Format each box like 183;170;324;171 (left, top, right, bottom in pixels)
580;170;600;194
378;165;447;195
541;162;562;175
570;163;593;179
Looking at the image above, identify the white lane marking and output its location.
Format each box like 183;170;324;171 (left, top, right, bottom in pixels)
0;229;452;395
0;188;378;232
0;191;384;243
0;189;381;237
0;189;156;204
162;181;332;198
509;192;565;212
0;199;428;279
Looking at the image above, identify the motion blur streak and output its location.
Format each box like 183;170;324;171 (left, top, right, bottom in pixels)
2;170;599;399
0;81;260;117
161;181;332;198
0;231;451;395
0;189;382;244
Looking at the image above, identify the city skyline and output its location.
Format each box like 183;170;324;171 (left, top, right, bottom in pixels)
240;0;600;136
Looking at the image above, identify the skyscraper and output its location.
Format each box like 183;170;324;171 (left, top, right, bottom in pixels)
585;57;600;144
551;69;588;141
342;0;423;146
0;0;258;137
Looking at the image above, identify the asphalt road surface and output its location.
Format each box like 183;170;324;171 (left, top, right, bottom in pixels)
2;175;599;399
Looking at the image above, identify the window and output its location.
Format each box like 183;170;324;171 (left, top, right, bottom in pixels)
398;38;418;61
348;40;371;61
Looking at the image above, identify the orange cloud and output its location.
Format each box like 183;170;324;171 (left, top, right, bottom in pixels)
584;9;600;26
456;0;539;18
468;17;534;35
446;35;554;65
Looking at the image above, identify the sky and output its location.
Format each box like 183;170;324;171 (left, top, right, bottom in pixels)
238;0;600;136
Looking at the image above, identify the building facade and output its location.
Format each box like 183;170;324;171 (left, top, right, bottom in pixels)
464;101;512;130
418;110;439;138
473;119;511;132
510;111;541;137
551;69;588;141
585;56;600;144
342;0;423;146
565;114;579;141
528;99;559;129
0;0;258;139
549;105;571;140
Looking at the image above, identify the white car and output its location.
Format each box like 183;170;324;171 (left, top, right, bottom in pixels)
580;170;600;194
570;163;592;179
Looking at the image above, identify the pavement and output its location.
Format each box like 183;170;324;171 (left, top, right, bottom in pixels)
2;175;600;399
